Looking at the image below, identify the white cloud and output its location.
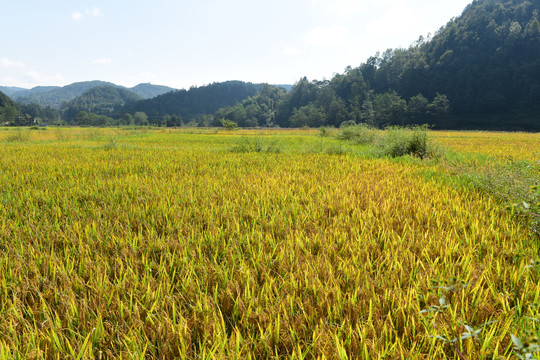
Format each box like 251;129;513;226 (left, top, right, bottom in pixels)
0;58;25;68
309;0;365;17
93;58;112;64
86;7;102;17
24;71;64;84
306;26;349;47
0;57;65;87
282;47;300;55
328;0;365;17
72;7;103;21
71;12;83;21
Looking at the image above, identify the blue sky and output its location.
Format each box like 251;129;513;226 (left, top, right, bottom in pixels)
1;0;471;89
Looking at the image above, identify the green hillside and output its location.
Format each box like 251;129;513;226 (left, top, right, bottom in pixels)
130;83;175;99
239;0;540;131
362;0;540;128
62;86;142;120
122;81;265;122
4;0;539;130
15;81;117;108
0;91;20;123
11;81;174;109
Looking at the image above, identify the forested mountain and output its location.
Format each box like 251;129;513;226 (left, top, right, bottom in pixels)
213;84;286;127
0;86;28;98
3;0;539;130
9;81;175;109
214;0;540;130
13;81;116;108
62;86;142;120
122;81;264;122
130;83;175;99
360;0;540;129
19;103;62;123
0;91;17;108
0;91;20;123
12;86;62;98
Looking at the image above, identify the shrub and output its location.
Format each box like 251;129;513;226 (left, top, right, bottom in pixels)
319;127;337;137
220;119;238;130
377;125;436;159
340;120;356;128
337;123;378;144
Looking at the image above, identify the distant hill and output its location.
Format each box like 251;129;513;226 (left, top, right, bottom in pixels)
10;81;176;109
62;86;142;120
14;81;117;108
0;86;28;97
130;83;175;99
13;86;62;97
122;81;264;121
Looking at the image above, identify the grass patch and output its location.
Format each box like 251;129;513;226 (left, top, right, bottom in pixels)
230;137;283;153
439;150;540;240
4;129;30;142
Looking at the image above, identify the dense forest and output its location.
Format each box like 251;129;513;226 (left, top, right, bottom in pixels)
1;0;540;130
0;91;20;125
121;81;266;124
213;0;540;130
62;86;143;121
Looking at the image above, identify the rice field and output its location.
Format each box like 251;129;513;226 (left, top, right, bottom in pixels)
433;131;540;162
0;127;539;359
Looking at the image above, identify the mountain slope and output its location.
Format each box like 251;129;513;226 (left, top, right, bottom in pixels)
263;0;540;130
123;81;264;120
15;81;117;108
130;83;175;99
62;86;142;120
0;86;29;97
0;91;17;108
0;91;20;122
11;81;177;108
358;0;540;128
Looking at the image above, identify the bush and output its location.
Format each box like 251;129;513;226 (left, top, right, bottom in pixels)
340;120;356;128
337;123;379;144
377;125;436;159
319;127;337;137
220;119;238;130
